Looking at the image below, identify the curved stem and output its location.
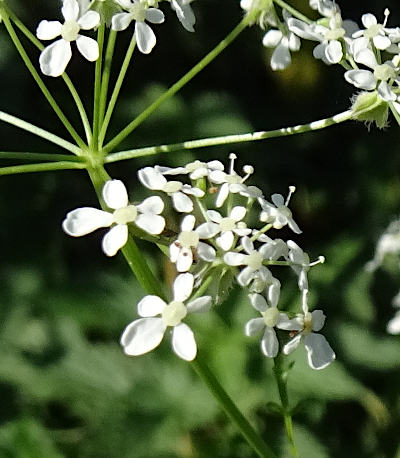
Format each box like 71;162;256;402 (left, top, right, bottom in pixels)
0;110;81;155
273;0;312;24
0;152;81;162
102;16;251;153
105;110;353;163
98;33;137;150
0;9;86;149
92;23;106;150
0;161;86;176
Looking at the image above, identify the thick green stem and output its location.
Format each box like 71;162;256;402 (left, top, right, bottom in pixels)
0;8;86;149
98;33;137;149
0;110;81;155
105;110;353;163
0;152;81;162
102;16;251;153
92;24;106;150
273;355;299;458
98;29;117;127
273;0;312;24
192;356;277;458
0;161;86;176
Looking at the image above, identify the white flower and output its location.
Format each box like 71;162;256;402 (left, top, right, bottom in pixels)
262;10;300;70
170;0;195;32
112;0;164;54
196;206;251;251
309;0;340;18
366;219;400;272
387;312;400;335
352;10;392;51
62;179;165;256
258;186;301;234
170;215;216;272
245;291;291;358
281;290;335;370
155;159;224;180
120;273;212;361
36;0;100;77
286;240;311;290
138;166;204;213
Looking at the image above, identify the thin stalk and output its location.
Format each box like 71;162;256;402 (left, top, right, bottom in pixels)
0;152;82;162
389;102;400;126
0;161;86;176
103;16;251;153
98;29;117;126
7;5;93;144
273;0;312;24
192;356;277;458
0;110;81;155
92;23;106;150
273;354;299;458
105;110;353;163
98;34;137;149
0;9;86;149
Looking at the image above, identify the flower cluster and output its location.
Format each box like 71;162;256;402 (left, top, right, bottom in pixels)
36;0;196;76
63;154;335;369
242;0;400;126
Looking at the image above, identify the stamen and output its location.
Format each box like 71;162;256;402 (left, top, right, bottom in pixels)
309;255;325;267
228;153;237;174
241;165;254;182
285;185;296;206
383;8;390;27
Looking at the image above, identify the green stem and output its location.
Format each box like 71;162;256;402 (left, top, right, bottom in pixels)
192;356;277;458
0;110;81;155
92;23;106;150
273;0;312;24
0;8;86;149
389;102;400;126
0;152;81;162
7;5;93;145
273;354;299;458
98;33;137;150
102;16;251;153
0;161;86;176
105;110;353;163
98;29;117;127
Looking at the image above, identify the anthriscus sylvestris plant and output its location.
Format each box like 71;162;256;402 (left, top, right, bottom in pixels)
1;0;399;456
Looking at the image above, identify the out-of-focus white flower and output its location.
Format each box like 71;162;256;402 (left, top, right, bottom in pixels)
366;219;400;272
120;273;212;360
138;166;204;213
170;0;195;32
112;0;164;54
387;312;400;334
37;0;100;77
62;179;165;256
280;290;335;370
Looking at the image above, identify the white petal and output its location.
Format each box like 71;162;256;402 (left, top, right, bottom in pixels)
311;309;326;332
287;217;302;234
78;10;100;29
208;170;226;184
135;21;157;54
181;215;195;231
325;40;343;64
197;242;216;262
373;35;392;50
172;323;197;361
62;207;113;236
111;12;133;31
196;222;219;239
361;13;377;28
217;231;234;251
237;267;253;287
170;242;180;262
215;183;229;207
172;192;193;213
271;193;284;206
138;295;166;317
206;210;222;223
145;8;165;24
242;236;254;254
62;0;79;21
283;334;302;354
171;0;195;32
39;39;72;77
173;273;194;302
262;29;283;47
176;249;193;272
304;333;336;370
271;42;291;70
344;69;376;90
102;179;128;209
223;252;246;266
245;318;265;336
377;81;396;101
354;48;377;69
183;185;204;197
268;279;281;308
287;18;321;41
261;327;279;358
135;214;165;235
102;224;128;256
76;35;99;61
277;316;303;331
230;206;246;222
186;296;212;313
121;317;165;355
136;195;164;214
249;293;268;312
36;21;62;40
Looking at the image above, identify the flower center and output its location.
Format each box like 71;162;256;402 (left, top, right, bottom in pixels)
262;307;279;328
162;301;187;327
163;181;183;193
374;63;396;82
303;312;313;335
225;174;242;184
113;205;138;225
179;231;200;248
246;251;264;270
365;24;382;39
325;27;345;41
219;217;236;232
130;3;147;22
61;20;80;42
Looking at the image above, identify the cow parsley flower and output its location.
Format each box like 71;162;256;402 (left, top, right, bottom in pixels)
120;273;212;360
352;9;392;51
62;179;165;256
37;0;100;77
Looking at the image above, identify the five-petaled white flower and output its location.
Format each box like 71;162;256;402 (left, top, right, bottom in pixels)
352;10;392;51
120;273;212;360
112;0;165;54
62;179;165;256
37;0;100;77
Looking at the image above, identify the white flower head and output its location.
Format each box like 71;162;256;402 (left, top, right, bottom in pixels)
352;9;392;51
120;273;212;361
281;290;336;370
62;179;165;256
37;0;100;77
112;0;165;54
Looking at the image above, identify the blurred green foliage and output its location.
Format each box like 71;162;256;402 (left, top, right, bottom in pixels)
1;0;400;456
